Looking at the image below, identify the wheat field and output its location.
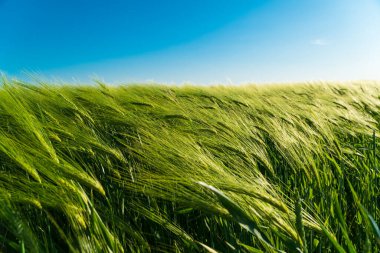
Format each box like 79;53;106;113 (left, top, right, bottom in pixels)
0;79;380;252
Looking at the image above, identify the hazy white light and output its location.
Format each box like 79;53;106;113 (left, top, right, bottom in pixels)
310;39;329;46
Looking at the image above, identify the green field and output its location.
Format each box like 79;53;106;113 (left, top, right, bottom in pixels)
1;79;380;252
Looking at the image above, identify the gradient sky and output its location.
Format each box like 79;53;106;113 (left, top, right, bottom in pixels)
1;0;380;84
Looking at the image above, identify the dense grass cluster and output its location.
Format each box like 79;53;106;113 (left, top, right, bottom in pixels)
0;79;380;252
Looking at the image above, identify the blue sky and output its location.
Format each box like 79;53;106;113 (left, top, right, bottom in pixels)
1;0;380;84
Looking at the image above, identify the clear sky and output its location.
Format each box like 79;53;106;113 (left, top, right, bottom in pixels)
1;0;380;84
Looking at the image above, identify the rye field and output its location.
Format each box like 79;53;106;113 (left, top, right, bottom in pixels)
1;79;380;252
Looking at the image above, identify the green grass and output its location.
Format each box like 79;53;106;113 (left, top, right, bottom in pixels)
0;78;380;252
